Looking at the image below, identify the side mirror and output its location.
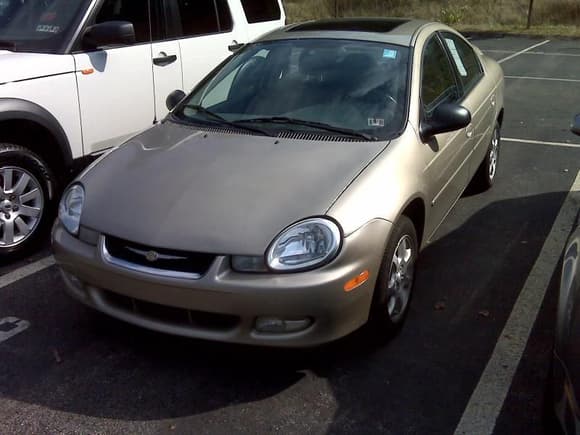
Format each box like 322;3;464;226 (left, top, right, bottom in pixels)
82;21;135;49
166;89;186;111
420;103;472;141
572;114;580;136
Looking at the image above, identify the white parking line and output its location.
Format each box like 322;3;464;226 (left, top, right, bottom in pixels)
498;40;550;64
0;317;30;344
485;49;580;58
506;75;580;83
454;170;580;435
503;137;580;148
0;256;55;290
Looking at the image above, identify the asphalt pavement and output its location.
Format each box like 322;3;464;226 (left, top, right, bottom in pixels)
1;36;580;434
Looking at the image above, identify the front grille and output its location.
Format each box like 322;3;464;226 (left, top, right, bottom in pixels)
102;290;240;331
104;236;215;278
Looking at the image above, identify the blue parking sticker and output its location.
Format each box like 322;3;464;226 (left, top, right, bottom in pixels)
383;49;398;59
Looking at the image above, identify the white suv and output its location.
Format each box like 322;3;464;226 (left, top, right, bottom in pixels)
0;0;285;259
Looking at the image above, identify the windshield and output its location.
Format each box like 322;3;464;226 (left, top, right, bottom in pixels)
0;0;87;52
177;39;410;140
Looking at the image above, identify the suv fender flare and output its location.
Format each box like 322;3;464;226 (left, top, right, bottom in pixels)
0;98;73;168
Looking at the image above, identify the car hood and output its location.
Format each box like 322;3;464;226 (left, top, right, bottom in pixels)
0;51;74;84
79;122;387;254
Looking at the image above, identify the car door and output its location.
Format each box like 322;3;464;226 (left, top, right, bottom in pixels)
150;0;183;121
420;34;471;239
173;0;246;93
440;31;492;180
73;0;156;153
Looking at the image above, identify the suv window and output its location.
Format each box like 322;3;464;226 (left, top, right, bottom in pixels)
174;0;232;38
95;0;151;44
241;0;281;23
421;36;461;113
441;32;483;93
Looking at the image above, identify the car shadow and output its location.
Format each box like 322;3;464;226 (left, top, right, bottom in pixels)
0;190;571;432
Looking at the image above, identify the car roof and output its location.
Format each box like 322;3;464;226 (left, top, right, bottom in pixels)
258;18;433;47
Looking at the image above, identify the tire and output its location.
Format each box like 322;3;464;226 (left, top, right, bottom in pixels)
0;144;56;260
369;215;418;336
472;121;500;191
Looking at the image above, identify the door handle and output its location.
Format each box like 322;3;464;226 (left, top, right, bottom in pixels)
228;40;244;52
490;95;496;107
153;52;177;67
466;126;474;138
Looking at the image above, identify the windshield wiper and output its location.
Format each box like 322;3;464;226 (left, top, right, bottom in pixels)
233;117;378;141
179;104;269;136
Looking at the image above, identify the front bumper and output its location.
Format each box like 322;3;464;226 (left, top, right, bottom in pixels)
52;219;391;347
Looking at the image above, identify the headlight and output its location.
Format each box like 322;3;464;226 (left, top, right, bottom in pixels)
58;184;85;236
266;218;341;272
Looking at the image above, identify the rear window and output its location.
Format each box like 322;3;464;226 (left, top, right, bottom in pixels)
240;0;280;23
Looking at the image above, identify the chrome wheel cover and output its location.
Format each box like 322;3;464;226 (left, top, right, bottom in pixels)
0;167;44;248
488;129;499;180
386;234;415;323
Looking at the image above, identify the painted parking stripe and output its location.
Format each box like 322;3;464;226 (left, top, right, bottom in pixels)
498;40;550;64
506;75;580;83
485;49;580;58
454;170;580;435
503;137;580;149
0;256;55;290
0;317;30;344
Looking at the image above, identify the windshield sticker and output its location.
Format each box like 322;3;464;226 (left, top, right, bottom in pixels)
36;24;60;34
383;49;398;59
368;118;385;127
445;38;468;77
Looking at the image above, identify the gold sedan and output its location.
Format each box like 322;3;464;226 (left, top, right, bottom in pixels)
53;18;504;346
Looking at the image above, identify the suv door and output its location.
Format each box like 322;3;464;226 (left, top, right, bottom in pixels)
440;32;492;179
171;0;246;92
73;0;155;153
420;34;470;239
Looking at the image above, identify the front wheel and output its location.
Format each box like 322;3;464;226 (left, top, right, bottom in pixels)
369;215;418;336
472;122;501;191
0;144;55;260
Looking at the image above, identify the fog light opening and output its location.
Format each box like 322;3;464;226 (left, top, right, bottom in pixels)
255;317;313;333
344;270;370;292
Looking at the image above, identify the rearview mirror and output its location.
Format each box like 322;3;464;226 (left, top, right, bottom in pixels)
420;104;472;141
166;89;186;112
82;21;135;49
572;114;580;136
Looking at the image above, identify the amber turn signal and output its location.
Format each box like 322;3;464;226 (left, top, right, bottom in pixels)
344;270;370;292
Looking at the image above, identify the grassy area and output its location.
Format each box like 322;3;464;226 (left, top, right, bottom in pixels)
285;0;580;37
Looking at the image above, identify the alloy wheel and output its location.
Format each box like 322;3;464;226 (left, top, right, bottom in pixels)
0;167;44;248
386;234;415;323
489;129;499;180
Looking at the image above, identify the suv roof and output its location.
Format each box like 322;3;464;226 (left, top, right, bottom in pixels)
260;18;430;46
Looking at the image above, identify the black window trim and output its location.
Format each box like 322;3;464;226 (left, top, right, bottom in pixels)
419;33;462;119
437;31;484;99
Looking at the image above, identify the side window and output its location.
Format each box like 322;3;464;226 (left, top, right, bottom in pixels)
241;0;281;23
442;33;483;93
174;0;232;38
95;0;151;43
421;36;460;114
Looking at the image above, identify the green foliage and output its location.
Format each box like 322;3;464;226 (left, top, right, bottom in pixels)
440;2;469;25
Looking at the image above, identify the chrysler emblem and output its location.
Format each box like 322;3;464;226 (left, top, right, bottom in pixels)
145;250;159;262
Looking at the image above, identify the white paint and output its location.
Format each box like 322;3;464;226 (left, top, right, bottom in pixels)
505;75;580;83
503;137;580;148
454;170;580;435
0;317;30;344
498;40;551;64
0;256;55;290
485;49;580;58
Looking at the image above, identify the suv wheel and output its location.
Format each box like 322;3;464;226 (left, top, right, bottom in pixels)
0;144;55;260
